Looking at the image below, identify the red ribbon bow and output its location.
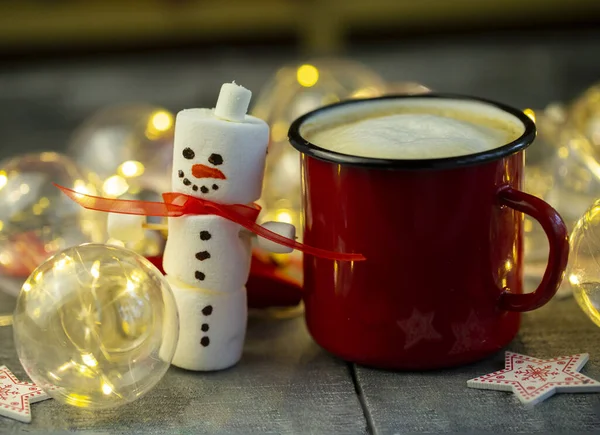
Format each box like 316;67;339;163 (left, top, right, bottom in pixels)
55;184;365;262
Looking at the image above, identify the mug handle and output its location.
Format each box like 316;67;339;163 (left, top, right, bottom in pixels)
496;185;569;312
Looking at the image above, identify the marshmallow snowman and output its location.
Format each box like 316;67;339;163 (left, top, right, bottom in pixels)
59;82;361;370
110;82;295;371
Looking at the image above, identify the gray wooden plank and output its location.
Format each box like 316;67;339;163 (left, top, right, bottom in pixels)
355;297;600;434
0;291;367;435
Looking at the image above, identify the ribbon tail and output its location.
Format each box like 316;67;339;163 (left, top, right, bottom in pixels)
256;225;366;261
212;205;366;261
54;184;183;217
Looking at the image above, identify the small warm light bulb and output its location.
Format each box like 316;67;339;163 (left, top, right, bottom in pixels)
54;256;72;271
150;111;173;132
90;261;101;279
523;108;536;123
275;209;293;224
102;382;113;395
0;251;11;265
58;361;74;372
0;171;7;190
119;160;145;178
81;353;98;368
558;147;569;159
103;175;129;197
297;64;319;87
569;274;581;286
22;282;32;292
73;180;91;196
130;269;144;283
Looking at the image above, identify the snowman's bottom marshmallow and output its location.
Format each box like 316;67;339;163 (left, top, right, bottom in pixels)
166;276;247;371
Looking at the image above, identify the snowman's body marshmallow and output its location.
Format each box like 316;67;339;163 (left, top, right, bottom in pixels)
163;214;252;290
164;82;273;371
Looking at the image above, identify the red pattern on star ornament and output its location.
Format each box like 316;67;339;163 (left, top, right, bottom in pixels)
0;365;50;423
515;364;559;382
467;352;600;406
397;309;442;350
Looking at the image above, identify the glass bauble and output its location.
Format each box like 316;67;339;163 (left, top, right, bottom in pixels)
106;187;167;258
13;244;179;409
0;152;105;296
68;105;174;196
567;200;600;326
252;59;387;242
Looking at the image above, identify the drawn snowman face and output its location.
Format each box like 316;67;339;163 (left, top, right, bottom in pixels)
177;147;226;195
171;108;269;204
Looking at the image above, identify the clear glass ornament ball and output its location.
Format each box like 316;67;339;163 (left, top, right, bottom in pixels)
68;105;175;195
13;244;179;409
570;82;600;149
252;59;388;243
107;188;167;258
0;152;105;290
568;200;600;326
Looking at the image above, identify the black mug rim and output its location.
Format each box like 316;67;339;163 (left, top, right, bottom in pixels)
287;93;537;170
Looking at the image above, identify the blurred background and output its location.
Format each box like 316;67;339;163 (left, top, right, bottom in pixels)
1;0;600;311
1;0;599;159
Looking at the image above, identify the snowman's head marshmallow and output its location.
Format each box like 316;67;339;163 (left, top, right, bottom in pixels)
171;82;269;205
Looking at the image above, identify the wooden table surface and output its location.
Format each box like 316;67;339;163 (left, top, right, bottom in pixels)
1;289;600;434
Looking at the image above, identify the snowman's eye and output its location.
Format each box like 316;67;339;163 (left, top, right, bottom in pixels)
183;148;195;159
208;153;223;166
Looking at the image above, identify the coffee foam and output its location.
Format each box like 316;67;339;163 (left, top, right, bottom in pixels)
301;98;525;160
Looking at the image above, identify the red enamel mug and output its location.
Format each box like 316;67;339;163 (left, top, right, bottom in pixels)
288;94;569;370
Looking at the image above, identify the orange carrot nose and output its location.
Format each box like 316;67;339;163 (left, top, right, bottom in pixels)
192;164;227;180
